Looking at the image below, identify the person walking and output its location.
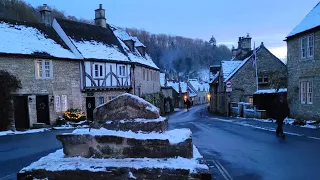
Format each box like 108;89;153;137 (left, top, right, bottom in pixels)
270;93;290;138
185;98;191;112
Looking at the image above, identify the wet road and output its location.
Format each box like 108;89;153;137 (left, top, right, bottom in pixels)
0;129;72;180
169;104;320;180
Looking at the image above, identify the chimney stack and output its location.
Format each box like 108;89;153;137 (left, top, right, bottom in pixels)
94;4;107;28
39;4;52;26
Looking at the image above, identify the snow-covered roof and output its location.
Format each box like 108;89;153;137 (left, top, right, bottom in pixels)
287;2;320;38
132;37;146;47
112;27;159;69
160;73;166;87
210;71;219;83
203;83;210;92
221;60;243;81
223;46;261;82
189;79;202;92
56;18;129;62
167;81;188;93
254;88;287;94
0;19;75;59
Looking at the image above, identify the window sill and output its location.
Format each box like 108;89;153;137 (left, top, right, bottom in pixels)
300;57;314;61
36;77;53;80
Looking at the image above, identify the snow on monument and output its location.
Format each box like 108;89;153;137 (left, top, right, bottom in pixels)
18;93;211;179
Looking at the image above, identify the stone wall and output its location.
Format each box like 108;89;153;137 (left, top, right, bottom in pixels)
134;65;160;96
0;56;82;126
217;45;287;114
287;29;320;120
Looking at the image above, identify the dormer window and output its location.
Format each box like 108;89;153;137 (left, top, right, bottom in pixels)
136;46;146;56
124;40;134;51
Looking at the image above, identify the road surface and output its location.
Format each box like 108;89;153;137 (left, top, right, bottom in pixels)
169;104;320;180
1;105;320;180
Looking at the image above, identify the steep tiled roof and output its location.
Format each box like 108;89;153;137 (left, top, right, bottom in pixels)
56;18;129;61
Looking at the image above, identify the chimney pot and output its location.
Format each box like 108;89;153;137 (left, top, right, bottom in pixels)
99;4;102;9
94;4;107;28
39;4;52;26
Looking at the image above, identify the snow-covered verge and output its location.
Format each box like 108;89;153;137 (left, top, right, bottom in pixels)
237;117;319;129
20;146;208;174
70;128;191;144
0;128;50;137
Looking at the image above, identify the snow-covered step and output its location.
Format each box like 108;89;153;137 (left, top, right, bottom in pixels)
18;146;211;180
56;128;193;159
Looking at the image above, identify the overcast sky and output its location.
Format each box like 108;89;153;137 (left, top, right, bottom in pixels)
25;0;319;59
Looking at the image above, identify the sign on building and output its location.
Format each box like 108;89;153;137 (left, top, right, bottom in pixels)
226;80;232;92
55;96;61;112
61;95;68;112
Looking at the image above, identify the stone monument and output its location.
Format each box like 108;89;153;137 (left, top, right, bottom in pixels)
18;93;211;179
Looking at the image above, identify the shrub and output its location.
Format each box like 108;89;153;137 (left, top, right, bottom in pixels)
0;70;21;131
63;108;86;122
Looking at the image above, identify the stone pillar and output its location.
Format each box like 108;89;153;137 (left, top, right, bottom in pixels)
28;95;37;127
7;99;16;131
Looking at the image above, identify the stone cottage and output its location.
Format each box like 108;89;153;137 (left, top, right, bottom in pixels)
187;79;209;105
210;36;287;115
286;2;320;120
0;14;82;129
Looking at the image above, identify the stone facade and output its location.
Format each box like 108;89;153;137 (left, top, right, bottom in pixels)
134;65;160;96
0;56;82;126
287;28;320;120
217;44;287;115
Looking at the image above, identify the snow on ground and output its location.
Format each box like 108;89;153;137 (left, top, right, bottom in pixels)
71;128;191;144
0;128;50;136
0;21;75;59
128;171;137;179
20;147;208;173
174;108;181;112
117;117;166;123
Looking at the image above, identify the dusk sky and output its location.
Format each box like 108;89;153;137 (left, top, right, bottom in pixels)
25;0;320;59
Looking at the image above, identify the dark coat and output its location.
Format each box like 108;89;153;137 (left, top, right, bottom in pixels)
270;98;290;121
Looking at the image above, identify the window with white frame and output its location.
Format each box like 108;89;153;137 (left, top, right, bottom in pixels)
300;81;313;104
36;60;52;79
301;34;314;59
258;75;269;84
118;65;126;77
98;96;104;105
93;63;104;78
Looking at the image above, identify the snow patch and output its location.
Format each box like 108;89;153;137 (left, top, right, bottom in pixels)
128;171;137;179
221;60;242;81
116;117;166;123
20;149;208;173
0;128;50;136
70;128;191;144
0;21;75;59
254;88;287;94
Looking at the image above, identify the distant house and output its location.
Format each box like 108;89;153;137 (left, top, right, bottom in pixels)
0;4;160;129
286;2;320;120
187;79;209;105
209;35;287;115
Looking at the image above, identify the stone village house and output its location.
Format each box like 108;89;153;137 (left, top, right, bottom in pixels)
286;2;320;120
209;35;287;115
0;4;160;129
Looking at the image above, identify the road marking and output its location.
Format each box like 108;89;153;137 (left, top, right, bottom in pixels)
0;173;15;180
211;159;233;180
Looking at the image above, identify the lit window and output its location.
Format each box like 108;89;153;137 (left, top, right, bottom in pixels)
249;97;253;104
36;60;52;79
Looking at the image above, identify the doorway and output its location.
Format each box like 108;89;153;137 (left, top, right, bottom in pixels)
14;96;30;130
86;97;95;121
36;95;50;125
